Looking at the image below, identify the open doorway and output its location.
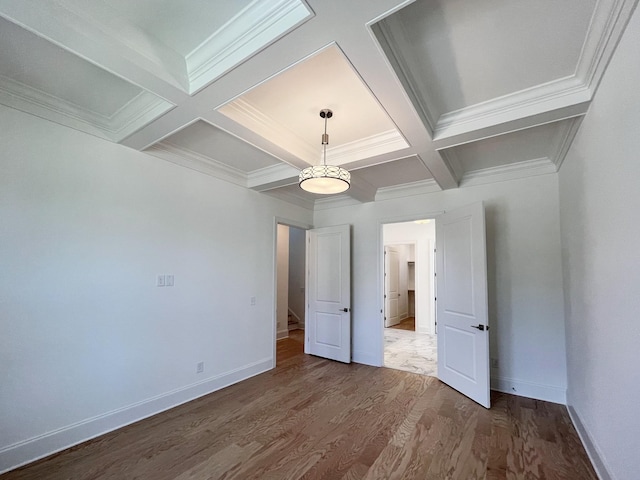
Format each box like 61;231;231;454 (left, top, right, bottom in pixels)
383;220;437;376
275;223;307;364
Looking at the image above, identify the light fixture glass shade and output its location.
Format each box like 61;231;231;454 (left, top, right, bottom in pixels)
299;165;351;194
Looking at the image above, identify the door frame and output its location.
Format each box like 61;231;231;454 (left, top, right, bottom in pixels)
272;217;313;368
377;212;443;366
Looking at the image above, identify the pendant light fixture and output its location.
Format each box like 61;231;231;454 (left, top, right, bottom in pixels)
299;109;351;194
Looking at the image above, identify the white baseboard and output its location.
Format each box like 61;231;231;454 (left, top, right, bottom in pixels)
490;375;566;404
0;358;272;475
567;405;612;480
277;329;289;339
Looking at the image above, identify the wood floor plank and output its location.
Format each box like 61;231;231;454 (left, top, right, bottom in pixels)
2;336;597;480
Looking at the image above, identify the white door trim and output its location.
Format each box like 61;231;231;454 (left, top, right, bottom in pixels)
272;217;312;368
377;212;444;366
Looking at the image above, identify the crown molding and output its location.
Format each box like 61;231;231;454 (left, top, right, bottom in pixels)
433;77;590;142
247;163;300;190
109;93;175;142
186;0;312;94
371;19;439;134
551;117;584;171
313;195;362;211
262;188;316;211
375;179;440;202
145;142;247;187
328;129;409;166
459;158;557;188
375;0;637;151
437;149;464;182
0;74;110;140
221;97;410;169
0;74;172;142
575;0;639;94
219;98;318;164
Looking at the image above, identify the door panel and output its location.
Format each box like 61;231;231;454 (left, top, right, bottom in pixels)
436;202;490;408
384;246;400;327
306;225;351;363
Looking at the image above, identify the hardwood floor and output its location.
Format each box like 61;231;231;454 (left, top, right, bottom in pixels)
3;337;596;479
388;316;415;331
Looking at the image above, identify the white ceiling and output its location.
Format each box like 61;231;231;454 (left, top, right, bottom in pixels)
0;0;636;208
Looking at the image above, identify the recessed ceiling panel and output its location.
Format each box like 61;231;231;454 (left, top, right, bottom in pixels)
86;0;254;57
15;0;312;95
353;157;433;189
0;17;140;117
219;45;409;166
445;120;576;176
376;0;595;122
157;120;281;173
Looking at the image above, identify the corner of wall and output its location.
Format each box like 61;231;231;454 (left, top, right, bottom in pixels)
567;404;614;480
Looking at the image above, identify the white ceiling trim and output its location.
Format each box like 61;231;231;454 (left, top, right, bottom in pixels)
459;158;558;188
220;99;412;170
438;150;463;182
313;195;362;211
371;19;439;134
375;0;636;151
433;77;588;140
551;117;585;170
0;2;188;95
145;142;247;187
185;0;312;94
328;129;409;166
263;188;316;210
109;93;175;142
219;97;318;165
575;0;639;93
247;163;300;190
375;179;441;202
0;74;172;142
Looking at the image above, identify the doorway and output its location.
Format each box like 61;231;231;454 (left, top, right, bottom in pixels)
275;222;308;365
382;220;437;376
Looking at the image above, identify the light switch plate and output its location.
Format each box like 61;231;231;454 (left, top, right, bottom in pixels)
166;275;174;286
157;275;165;287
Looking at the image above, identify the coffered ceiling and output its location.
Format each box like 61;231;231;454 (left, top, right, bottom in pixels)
0;0;636;208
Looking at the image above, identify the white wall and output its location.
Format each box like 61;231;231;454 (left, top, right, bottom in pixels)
384;221;436;334
558;6;640;480
314;175;567;403
287;226;306;326
276;224;290;338
0;105;313;473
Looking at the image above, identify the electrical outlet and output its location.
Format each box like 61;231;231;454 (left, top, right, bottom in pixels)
157;275;165;287
250;296;256;306
166;274;174;287
491;358;499;369
196;362;204;374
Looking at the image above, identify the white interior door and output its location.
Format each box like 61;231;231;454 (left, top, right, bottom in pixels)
384;246;400;327
436;202;490;408
305;225;351;363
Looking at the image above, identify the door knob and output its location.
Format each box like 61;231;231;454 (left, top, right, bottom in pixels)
340;308;350;312
470;325;488;331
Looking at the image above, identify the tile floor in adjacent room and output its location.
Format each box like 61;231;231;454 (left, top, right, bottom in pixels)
384;326;437;376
